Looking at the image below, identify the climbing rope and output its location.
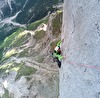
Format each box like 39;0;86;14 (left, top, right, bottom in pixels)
66;60;100;71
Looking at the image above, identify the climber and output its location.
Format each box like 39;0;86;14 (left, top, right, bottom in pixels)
54;39;64;55
52;39;64;68
52;51;63;68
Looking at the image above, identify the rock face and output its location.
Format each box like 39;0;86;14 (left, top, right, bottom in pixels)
60;0;100;98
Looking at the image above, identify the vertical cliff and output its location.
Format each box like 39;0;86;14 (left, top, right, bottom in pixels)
60;0;100;98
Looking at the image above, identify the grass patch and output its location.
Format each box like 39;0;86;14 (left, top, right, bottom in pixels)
1;54;17;63
57;10;62;14
0;28;23;61
15;62;37;81
0;41;4;60
36;56;44;63
0;62;17;75
0;41;3;45
0;48;3;61
2;88;11;98
34;30;45;41
52;11;63;37
4;49;17;59
0;28;25;49
12;32;29;47
0;62;37;81
1;49;17;62
18;49;29;57
27;18;48;30
0;29;29;61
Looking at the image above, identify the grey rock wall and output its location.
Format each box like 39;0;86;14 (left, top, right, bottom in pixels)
60;0;100;98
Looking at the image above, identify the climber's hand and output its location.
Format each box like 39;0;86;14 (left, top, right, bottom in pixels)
62;39;64;42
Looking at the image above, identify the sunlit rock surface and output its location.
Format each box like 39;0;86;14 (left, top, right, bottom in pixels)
60;0;100;98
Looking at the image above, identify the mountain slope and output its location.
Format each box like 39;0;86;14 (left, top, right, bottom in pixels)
0;0;63;41
60;0;100;98
0;11;63;98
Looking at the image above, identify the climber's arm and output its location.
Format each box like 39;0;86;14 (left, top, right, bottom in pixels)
57;39;64;47
57;40;62;47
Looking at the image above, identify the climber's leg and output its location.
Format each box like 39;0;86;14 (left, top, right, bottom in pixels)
56;59;61;68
